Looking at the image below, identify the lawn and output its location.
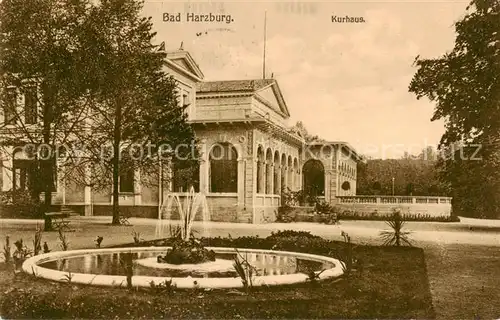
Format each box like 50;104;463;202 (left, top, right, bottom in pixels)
424;243;500;319
0;232;435;319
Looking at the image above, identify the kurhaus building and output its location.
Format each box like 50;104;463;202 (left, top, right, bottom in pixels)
0;49;362;223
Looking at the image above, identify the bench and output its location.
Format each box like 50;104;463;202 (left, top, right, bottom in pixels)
119;214;131;226
45;212;71;231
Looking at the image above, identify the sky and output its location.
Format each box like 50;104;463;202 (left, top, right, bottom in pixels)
142;0;469;159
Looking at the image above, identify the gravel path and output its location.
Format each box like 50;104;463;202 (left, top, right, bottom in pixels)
1;216;499;319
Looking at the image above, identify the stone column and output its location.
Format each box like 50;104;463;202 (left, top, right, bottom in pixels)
275;164;281;195
296;169;301;191
266;163;272;194
283;166;288;192
199;152;209;194
324;170;331;203
237;159;245;209
269;164;274;195
257;160;265;193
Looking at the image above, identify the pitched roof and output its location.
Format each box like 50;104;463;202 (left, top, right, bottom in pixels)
196;79;275;93
164;50;204;80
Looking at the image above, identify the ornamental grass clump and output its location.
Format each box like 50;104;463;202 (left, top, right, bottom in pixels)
379;210;412;246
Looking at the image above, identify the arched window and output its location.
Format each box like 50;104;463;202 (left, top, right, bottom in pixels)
303;159;325;197
119;168;134;193
209;143;238;193
13;147;55;194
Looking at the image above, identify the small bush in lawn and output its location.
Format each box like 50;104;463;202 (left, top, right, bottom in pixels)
43;242;50;253
233;249;258;294
132;230;143;245
94;236;103;248
58;228;69;251
3;236;11;264
33;224;43;256
380;210;412;246
120;252;134;289
150;279;176;295
304;267;327;284
339;231;355;277
12;239;32;272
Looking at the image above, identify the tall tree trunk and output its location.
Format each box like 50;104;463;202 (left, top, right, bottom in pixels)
42;89;53;231
111;101;122;225
43;161;53;231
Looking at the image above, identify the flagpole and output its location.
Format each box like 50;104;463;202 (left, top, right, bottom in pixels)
263;11;267;79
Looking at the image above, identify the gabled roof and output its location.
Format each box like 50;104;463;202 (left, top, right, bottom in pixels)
196;79;274;93
165;50;204;81
196;79;291;117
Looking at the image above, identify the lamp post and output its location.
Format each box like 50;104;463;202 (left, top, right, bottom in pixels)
392;177;395;196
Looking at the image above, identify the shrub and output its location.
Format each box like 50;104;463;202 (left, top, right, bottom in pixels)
58;229;69;251
379;210;412;246
339;231;355;277
281;188;317;206
266;230;321;241
338;209;459;222
276;206;296;223
12;239;32;271
233;249;258;293
3;236;11;264
150;279;176;295
33;225;43;256
120;253;134;289
0;190;43;219
158;238;216;265
94;236;103;248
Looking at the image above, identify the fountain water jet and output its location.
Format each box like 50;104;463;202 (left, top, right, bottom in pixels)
155;186;211;240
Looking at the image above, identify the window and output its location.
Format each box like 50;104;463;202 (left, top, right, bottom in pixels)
12;153;56;192
209;143;238;193
182;93;191;107
24;86;37;124
119;168;134;193
3;88;17;124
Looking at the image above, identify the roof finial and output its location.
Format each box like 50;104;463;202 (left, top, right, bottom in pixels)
179;41;184;50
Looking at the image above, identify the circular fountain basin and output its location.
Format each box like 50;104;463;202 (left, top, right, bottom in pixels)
22;247;344;289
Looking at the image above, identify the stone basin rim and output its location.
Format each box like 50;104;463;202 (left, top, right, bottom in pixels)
22;246;345;289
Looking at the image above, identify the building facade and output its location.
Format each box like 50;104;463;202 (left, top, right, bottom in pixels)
0;49;362;223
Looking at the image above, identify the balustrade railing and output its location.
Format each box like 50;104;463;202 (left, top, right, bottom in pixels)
338;195;452;205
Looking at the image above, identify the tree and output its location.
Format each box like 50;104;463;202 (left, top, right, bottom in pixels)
356;150;447;196
289;121;325;143
409;0;500;218
0;0;92;230
75;0;197;224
